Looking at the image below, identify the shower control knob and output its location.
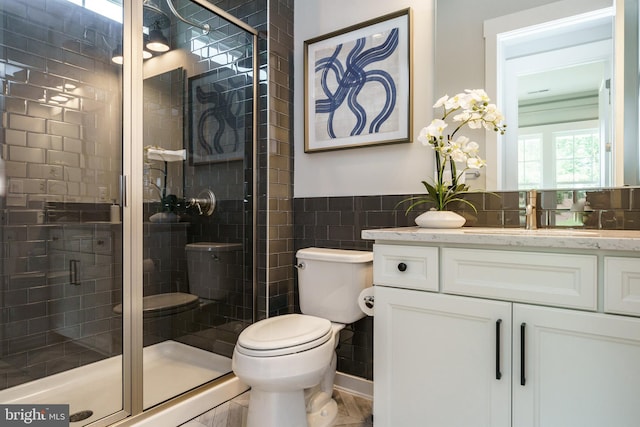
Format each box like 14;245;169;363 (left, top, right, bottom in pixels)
397;262;407;272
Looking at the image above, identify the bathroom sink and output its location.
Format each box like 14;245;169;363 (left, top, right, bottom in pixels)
463;228;598;237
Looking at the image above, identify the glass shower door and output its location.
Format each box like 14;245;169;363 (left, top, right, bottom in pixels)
0;0;257;422
139;0;256;408
0;0;125;425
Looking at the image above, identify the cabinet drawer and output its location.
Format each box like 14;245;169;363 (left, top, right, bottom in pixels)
373;244;438;291
605;256;640;316
442;248;597;310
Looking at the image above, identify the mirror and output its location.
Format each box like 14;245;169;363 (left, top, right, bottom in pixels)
435;0;639;191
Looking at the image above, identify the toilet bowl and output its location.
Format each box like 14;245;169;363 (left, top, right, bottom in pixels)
232;248;373;427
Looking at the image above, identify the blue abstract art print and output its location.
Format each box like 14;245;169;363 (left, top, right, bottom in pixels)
304;8;412;152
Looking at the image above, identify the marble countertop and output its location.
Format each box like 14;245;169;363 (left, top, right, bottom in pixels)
362;227;640;252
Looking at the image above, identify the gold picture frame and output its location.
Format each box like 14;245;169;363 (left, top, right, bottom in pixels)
304;8;413;153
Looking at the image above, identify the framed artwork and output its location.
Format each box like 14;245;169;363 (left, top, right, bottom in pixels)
304;8;412;153
188;70;248;165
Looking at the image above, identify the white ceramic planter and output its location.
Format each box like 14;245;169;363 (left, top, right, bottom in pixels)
415;210;466;228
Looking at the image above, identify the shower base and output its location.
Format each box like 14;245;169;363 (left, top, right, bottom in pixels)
0;340;232;425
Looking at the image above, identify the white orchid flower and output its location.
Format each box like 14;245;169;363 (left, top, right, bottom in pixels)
482;121;497;131
425;119;447;138
444;93;465;110
467;119;484;129
465;89;489;104
467;157;486;169
463;140;480;156
450;148;468;163
456;93;474;110
482;104;503;122
433;95;449;109
417;127;430;145
450;135;469;149
452;111;471;122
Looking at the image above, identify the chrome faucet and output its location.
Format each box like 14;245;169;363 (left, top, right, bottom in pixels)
525;189;537;230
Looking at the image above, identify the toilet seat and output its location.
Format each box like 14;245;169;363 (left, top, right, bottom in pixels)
236;314;332;357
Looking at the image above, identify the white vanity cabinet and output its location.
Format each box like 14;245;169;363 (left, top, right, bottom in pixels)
374;286;512;427
512;303;640;427
364;229;640;427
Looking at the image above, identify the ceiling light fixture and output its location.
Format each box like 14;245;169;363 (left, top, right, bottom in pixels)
146;23;170;52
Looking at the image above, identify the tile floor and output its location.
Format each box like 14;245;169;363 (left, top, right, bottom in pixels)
183;388;373;427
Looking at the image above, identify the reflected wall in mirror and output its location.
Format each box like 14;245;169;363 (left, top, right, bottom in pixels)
435;0;639;191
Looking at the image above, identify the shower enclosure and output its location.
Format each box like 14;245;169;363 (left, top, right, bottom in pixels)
0;0;257;425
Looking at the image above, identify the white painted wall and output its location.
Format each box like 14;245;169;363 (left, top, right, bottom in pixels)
293;0;436;197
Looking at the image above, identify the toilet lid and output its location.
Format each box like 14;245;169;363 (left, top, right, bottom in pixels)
236;314;332;357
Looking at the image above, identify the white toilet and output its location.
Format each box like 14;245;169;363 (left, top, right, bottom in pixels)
232;247;373;427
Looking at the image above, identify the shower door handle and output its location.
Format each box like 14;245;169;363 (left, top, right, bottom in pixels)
70;259;80;286
119;175;127;207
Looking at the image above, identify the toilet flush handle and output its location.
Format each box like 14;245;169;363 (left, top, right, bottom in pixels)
294;262;305;270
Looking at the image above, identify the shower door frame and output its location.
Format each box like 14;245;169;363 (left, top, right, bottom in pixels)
111;0;259;425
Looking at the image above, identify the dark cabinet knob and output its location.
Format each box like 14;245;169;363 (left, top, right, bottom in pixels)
397;262;407;272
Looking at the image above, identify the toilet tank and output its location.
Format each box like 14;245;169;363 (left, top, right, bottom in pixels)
186;242;242;300
296;247;373;324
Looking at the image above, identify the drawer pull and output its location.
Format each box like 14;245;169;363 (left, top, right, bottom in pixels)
397;262;407;272
496;319;502;380
520;322;527;386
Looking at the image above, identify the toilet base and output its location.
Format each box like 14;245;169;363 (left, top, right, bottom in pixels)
246;388;307;427
245;388;339;427
306;391;338;427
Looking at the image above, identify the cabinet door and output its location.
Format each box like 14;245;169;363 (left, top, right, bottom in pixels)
374;286;511;427
513;304;640;427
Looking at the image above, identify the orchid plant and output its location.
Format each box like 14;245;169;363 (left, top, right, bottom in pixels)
400;89;506;213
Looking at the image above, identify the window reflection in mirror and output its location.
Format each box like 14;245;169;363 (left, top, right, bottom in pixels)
493;8;614;190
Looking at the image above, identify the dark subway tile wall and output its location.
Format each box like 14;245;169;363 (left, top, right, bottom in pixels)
0;0;122;207
255;0;294;320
